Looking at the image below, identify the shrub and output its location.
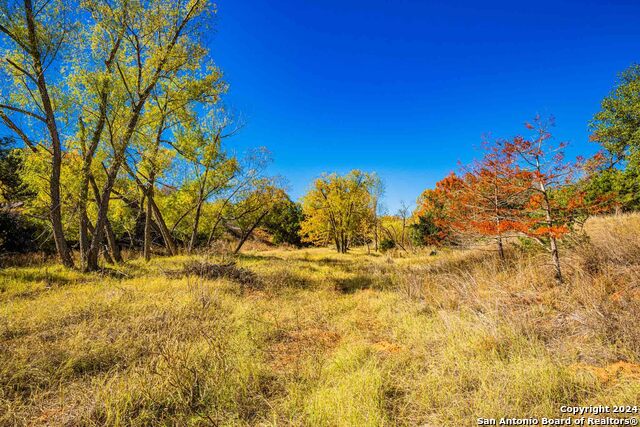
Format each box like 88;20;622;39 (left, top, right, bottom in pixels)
379;238;396;252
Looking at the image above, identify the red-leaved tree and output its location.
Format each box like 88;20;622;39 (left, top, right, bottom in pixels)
414;173;465;246
454;140;531;259
503;116;582;282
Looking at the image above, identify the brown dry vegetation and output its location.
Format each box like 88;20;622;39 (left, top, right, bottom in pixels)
1;214;640;426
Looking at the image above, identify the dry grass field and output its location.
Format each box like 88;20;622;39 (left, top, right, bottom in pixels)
2;214;640;426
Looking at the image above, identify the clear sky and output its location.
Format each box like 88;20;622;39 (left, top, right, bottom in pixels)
208;0;640;213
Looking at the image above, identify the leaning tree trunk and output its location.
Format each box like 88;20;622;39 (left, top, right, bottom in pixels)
149;196;177;256
89;175;122;263
234;210;270;254
85;154;124;271
103;217;122;263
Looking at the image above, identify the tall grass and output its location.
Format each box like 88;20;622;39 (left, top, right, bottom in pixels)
1;214;639;425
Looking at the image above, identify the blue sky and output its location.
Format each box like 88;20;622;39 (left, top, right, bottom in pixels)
209;0;640;213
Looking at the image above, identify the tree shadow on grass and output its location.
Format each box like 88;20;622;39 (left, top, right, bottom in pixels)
0;269;78;287
334;275;374;293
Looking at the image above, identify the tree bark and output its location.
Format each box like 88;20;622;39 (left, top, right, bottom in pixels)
84;149;122;270
150;195;177;256
89;174;122;263
188;199;203;254
497;235;504;260
143;183;153;261
103;216;122;263
234;210;269;254
538;161;563;283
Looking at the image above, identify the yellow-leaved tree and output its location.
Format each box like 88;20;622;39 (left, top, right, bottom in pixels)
300;170;377;253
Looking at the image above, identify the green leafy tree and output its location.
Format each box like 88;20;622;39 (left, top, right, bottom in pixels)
263;197;304;247
0;137;31;203
0;137;43;253
590;63;640;211
409;213;442;247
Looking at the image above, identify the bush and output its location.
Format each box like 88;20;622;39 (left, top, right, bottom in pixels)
0;210;44;254
379;238;396;252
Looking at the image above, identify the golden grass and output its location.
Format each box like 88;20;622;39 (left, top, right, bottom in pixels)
1;214;640;425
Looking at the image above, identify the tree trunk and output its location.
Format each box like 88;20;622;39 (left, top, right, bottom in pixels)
78;122;91;267
234;210;269;254
549;236;562;282
374;222;379;252
104;217;122;263
188;200;203;254
143;194;152;261
341;233;348;254
150;195;177;256
79;167;95;269
497;235;504;260
144;181;154;261
207;213;223;246
538;167;563;283
79;203;90;266
102;243;114;264
89;174;122;263
85;157;122;271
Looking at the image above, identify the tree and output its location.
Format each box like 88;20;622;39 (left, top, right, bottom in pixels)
226;179;286;254
397;201;411;248
503;117;582;282
0;0;76;266
173;111;238;254
83;0;215;271
377;214;410;252
414;173;464;246
453;140;531;260
203;147;271;247
70;0;126;267
0;137;31;203
300;170;376;253
262;197;304;247
0;137;43;253
589;63;640;211
409;213;443;247
369;173;384;251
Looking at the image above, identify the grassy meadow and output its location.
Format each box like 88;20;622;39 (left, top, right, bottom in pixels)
2;214;640;426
